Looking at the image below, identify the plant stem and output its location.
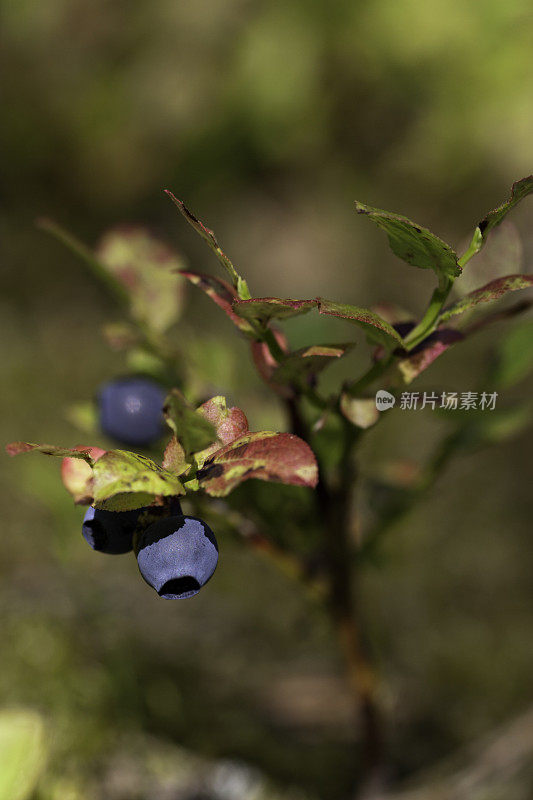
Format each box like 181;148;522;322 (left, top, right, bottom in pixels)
288;397;384;793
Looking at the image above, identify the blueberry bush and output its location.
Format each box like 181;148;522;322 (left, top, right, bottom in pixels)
6;176;533;795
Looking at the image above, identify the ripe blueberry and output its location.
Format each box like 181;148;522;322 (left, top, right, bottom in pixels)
82;507;143;554
98;377;166;447
82;498;183;555
136;516;219;599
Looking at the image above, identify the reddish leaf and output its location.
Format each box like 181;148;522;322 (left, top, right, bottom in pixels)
6;442;96;462
180;270;254;334
197;396;249;445
439;274;533;323
250;330;292;398
197;432;318;497
317;299;404;349
233;298;317;325
398;329;464;383
61;446;106;504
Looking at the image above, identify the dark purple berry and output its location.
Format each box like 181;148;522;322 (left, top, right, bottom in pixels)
82;507;143;554
98;377;166;447
136;516;218;599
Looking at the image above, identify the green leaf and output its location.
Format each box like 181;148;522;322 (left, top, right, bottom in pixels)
397;329;463;383
317;299;404;349
61;446;106;504
478;175;533;241
165;191;250;299
355;201;461;281
180;270;255;334
340;395;380;429
439;275;533;323
271;344;353;386
0;709;47;800
92;449;184;511
96;226;185;333
6;442;96;463
163;389;218;456
493;319;533;388
233;297;316;325
197;431;318;497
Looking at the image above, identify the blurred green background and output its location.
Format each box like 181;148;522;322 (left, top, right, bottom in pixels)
1;0;533;798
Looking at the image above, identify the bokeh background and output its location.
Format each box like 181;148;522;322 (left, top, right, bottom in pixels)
2;1;533;798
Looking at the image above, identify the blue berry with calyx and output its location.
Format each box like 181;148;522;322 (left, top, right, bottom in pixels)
82;507;144;554
135;516;219;599
98;376;166;447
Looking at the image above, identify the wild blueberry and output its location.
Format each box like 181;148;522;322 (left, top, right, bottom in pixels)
82;498;183;555
82;506;143;554
136;516;219;599
98;377;166;447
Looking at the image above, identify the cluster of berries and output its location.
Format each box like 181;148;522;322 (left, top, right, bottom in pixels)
82;376;218;600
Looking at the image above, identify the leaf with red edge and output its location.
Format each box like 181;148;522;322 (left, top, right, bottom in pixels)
61;446;106;504
180;270;254;334
6;442;97;462
197;432;318;497
317;299;404;349
197;396;249;445
271;344;353;386
233;298;317;325
478;175;533;241
251;328;289;382
165;191;250;299
398;329;464;383
161;437;190;476
439;274;533;323
194;396;250;466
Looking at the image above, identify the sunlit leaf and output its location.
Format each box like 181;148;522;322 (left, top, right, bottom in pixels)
165;190;250;299
197;431;318;497
163;389;218;456
61;445;106;504
180;270;254;333
354;201;461;281
397;329;464;383
440;274;533;323
317;299;404;348
92;449;184;511
233;297;316;325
